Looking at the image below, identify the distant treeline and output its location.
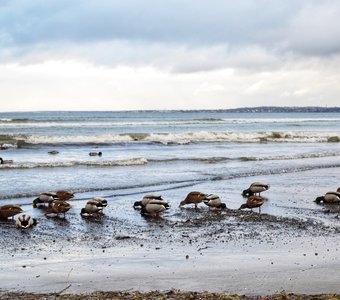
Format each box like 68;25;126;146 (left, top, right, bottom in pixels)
223;106;340;113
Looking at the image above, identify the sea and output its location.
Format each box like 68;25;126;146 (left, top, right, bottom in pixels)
0;110;339;225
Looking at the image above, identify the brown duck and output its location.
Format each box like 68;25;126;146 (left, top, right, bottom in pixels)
45;200;72;217
239;196;264;213
179;191;207;209
0;204;23;219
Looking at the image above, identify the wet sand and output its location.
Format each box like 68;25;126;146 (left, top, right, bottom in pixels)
1;170;340;297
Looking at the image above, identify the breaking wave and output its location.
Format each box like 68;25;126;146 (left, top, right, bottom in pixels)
0;158;148;169
3;131;339;147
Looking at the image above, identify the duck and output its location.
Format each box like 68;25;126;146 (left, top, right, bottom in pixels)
179;191;207;209
16;214;39;229
133;194;167;209
32;192;58;208
0;157;13;164
203;194;227;210
315;191;340;204
89;152;102;156
337;187;340;193
0;204;24;219
141;199;169;218
55;190;74;201
80;200;103;217
45;200;72;217
92;197;108;208
239;196;264;213
242;182;270;197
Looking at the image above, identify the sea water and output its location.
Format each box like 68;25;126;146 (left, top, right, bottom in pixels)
0;110;339;223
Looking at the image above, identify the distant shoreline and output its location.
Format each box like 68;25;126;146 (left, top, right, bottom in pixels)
1;106;340;113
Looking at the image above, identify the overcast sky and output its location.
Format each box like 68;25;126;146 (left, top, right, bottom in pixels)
0;0;340;111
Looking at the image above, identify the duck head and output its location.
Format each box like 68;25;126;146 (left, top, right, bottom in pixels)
133;201;142;208
241;189;254;197
219;203;227;210
239;203;248;210
314;196;325;203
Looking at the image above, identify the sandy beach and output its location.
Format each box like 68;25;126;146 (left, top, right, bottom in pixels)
1;169;340;298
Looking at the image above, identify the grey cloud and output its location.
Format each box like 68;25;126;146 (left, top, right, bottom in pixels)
1;0;340;72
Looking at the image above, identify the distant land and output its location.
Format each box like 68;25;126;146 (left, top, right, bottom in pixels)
221;106;340;113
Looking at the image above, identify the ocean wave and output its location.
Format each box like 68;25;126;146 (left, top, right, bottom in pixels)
0;158;148;169
1;117;340;127
2;131;340;147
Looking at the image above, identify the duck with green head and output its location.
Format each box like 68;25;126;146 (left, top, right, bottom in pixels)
315;191;340;204
242;182;270;197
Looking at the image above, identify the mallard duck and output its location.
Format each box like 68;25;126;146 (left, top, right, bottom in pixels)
16;214;39;229
242;182;270;197
315;191;340;204
0;157;13;164
92;197;108;208
203;194;227;210
56;190;74;201
133;194;166;209
179;191;207;209
32;192;58;208
239;195;264;213
80;200;102;217
0;204;23;219
141;199;168;218
89;152;102;156
45;200;72;217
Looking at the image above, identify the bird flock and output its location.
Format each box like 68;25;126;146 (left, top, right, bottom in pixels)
1;183;340;229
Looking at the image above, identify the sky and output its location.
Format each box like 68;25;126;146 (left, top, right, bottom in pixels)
0;0;340;111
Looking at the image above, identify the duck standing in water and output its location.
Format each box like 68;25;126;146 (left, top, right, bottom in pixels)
179;191;208;209
81;197;108;217
141;199;169;218
315;191;340;204
55;190;74;201
239;196;264;213
16;214;39;229
45;200;72;218
0;204;24;219
133;194;167;209
203;194;227;210
242;182;270;197
32;192;58;208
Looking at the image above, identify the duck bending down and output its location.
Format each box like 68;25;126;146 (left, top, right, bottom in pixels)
33;192;58;208
55;190;74;201
16;214;39;229
141;199;169;218
81;198;107;217
239;196;264;213
242;182;270;197
133;194;169;209
0;204;24;219
179;191;208;209
315;191;340;204
203;194;227;210
45;200;72;217
0;157;13;164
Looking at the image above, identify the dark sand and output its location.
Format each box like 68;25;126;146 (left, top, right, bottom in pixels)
1;203;340;298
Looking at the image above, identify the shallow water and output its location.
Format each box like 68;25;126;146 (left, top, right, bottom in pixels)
0;111;339;220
